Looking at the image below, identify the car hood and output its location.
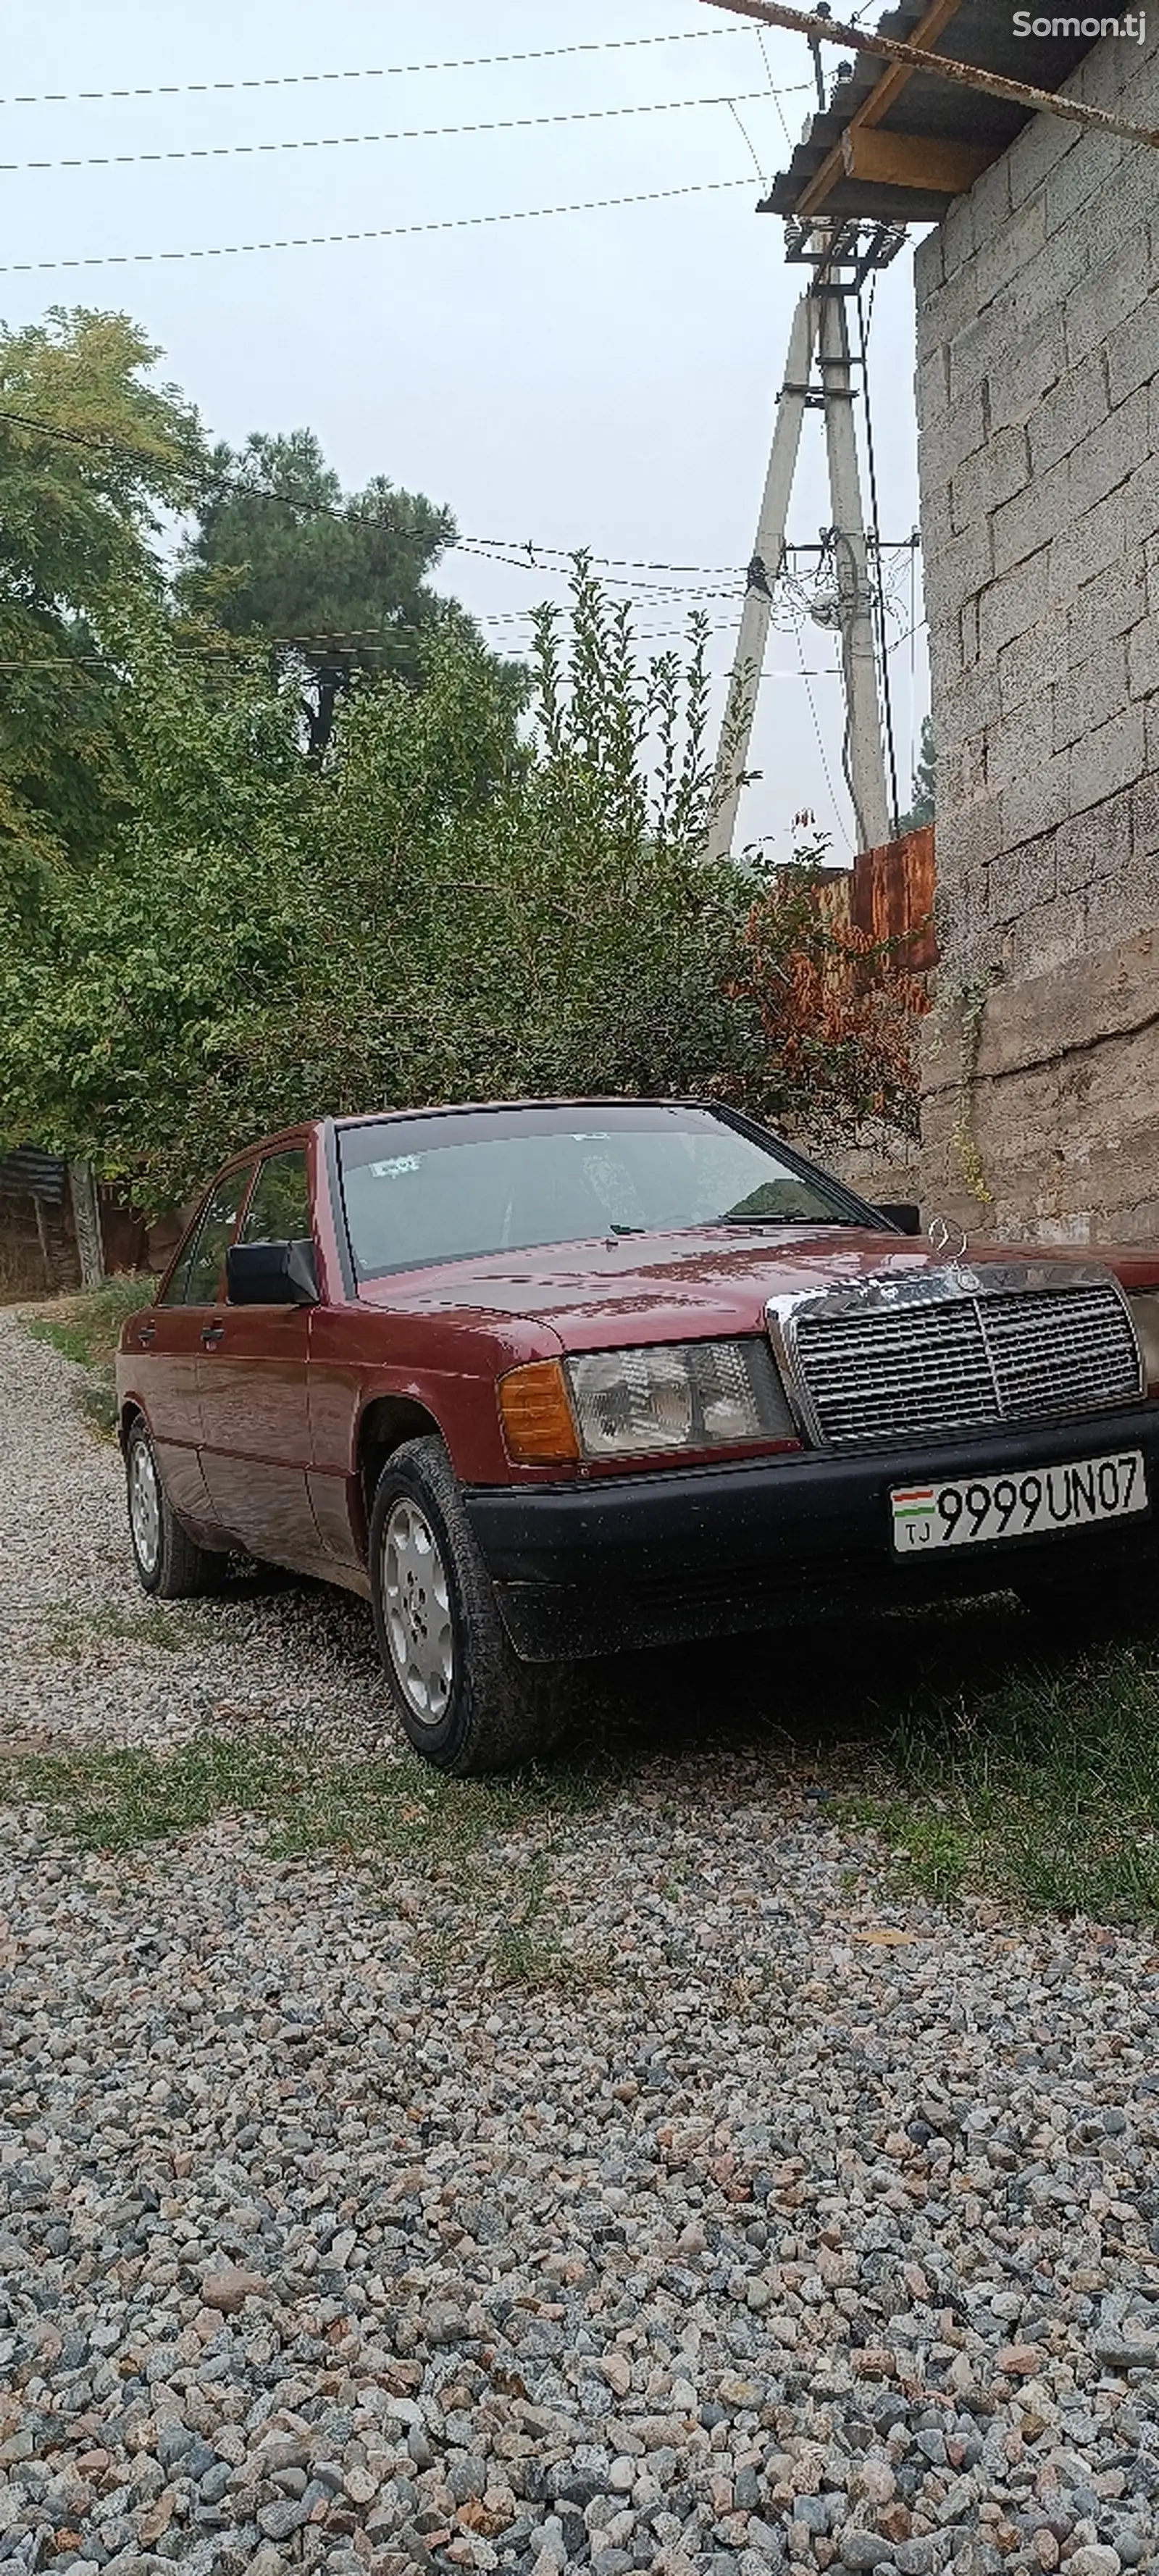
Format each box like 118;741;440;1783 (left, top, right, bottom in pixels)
355;1226;1115;1351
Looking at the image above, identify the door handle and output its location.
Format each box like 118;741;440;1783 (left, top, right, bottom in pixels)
137;1324;156;1348
201;1323;225;1349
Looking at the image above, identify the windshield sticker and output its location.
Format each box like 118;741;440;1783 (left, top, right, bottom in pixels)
368;1155;421;1178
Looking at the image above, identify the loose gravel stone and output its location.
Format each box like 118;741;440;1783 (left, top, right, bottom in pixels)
0;1313;389;1754
3;1311;1159;2575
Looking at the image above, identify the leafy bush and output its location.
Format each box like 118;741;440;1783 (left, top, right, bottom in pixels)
1;562;926;1212
1;569;766;1206
727;854;929;1143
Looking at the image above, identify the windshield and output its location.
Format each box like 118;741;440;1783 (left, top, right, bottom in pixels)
336;1104;861;1281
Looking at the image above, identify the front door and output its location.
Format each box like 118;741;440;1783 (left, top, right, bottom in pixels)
196;1147;324;1570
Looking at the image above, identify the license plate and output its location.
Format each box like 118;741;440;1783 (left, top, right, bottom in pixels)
891;1449;1147;1554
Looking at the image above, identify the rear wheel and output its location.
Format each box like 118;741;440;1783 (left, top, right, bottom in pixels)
125;1414;221;1600
369;1435;561;1774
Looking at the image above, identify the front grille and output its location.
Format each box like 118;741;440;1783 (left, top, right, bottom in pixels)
792;1285;1141;1451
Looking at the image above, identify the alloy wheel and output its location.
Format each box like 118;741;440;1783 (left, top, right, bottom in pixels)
128;1433;162;1577
382;1496;454;1725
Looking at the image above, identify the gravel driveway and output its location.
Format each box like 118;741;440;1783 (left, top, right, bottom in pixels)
3;1309;1159;2576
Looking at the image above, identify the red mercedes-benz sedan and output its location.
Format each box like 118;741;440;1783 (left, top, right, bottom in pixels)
115;1099;1159;1772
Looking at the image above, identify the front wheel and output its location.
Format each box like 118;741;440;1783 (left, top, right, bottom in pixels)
369;1435;560;1775
125;1414;221;1599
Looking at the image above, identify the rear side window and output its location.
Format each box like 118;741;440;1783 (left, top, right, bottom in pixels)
238;1149;311;1246
164;1167;255;1306
159;1191;212;1308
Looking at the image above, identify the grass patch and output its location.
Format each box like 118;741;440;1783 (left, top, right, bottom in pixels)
25;1275;154;1443
484;1849;613;1993
25;1273;152;1372
848;1633;1159;1919
1;1729;609;1867
43;1604;210;1659
3;1730;619;1983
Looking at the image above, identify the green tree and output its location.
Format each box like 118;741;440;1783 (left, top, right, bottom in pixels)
0;567;763;1204
0;307;205;877
898;712;935;832
179;428;504;754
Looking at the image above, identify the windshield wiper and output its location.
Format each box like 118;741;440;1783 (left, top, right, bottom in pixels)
603;1213;861;1235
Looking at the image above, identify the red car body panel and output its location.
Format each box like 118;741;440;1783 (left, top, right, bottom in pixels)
115;1106;1159;1626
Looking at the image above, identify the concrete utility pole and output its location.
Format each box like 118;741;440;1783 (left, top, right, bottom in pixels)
709;240;890;859
818;282;890;852
707;291;816;861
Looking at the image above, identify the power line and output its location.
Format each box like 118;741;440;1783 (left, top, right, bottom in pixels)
4;86;790;175
0;407;921;595
886;613;927;659
0;174;756;278
790;607;850;854
1;28;809;111
1;630;836;670
0;404;749;581
456;533;917;575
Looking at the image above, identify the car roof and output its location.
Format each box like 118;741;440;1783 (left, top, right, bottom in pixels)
333;1096;717;1130
208;1099;740;1180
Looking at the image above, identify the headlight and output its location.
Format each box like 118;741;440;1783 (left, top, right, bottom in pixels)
1129;1291;1159;1391
566;1337;797;1459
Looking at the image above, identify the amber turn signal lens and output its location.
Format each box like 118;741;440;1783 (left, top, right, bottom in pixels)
498;1359;580;1464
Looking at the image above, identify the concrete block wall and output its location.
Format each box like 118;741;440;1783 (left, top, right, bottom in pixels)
916;22;1159;1241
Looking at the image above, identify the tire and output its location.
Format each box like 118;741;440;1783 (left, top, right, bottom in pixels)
125;1413;222;1600
368;1434;560;1775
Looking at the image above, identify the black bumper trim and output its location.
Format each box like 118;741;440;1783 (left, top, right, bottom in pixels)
461;1408;1159;1661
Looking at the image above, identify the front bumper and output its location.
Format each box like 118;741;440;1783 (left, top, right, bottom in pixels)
462;1405;1159;1660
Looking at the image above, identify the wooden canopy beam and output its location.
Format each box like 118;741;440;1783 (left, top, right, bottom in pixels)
798;0;964;219
842;128;995;195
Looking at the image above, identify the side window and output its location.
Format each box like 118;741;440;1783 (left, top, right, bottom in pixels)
159;1191;214;1308
238;1148;311;1247
172;1167;256;1308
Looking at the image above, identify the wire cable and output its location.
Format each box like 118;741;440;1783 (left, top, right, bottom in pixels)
0;407;752;581
2;643;837;673
2;28;810;111
4;86;790;176
0;405;918;594
1;625;838;671
753;25;798;158
886;613;927;659
790;607;851;855
0;174;756;278
724;98;769;186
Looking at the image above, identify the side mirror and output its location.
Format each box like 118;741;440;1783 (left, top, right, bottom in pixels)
874;1202;923;1236
227;1237;319;1306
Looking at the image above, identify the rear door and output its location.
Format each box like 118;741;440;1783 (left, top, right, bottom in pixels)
138;1171;254;1527
196;1144;324;1569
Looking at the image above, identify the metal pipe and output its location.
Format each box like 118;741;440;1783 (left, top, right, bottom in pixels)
700;0;1159;154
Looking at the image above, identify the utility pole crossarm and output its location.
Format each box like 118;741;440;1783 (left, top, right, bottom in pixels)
700;0;1159;156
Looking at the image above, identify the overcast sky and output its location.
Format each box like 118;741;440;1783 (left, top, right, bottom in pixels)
3;0;929;859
